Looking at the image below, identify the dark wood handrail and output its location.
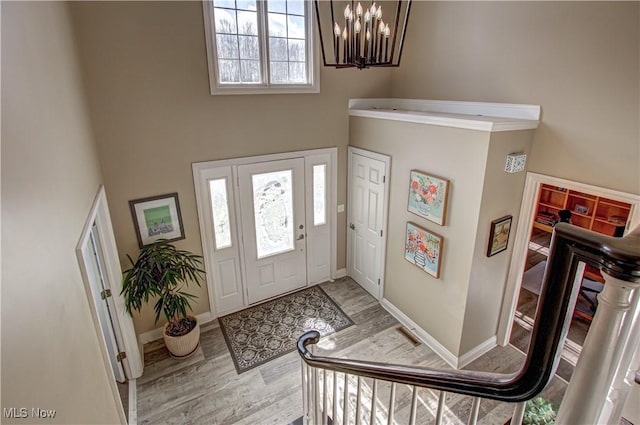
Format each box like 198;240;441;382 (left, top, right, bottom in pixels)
298;223;640;402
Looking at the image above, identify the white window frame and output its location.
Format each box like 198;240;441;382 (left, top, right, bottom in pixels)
202;0;320;95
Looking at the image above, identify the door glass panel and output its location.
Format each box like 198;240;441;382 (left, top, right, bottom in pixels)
209;178;232;249
252;169;294;258
313;164;326;226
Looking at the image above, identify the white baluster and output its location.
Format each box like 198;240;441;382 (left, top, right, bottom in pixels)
370;379;378;424
387;383;396;425
408;386;418;425
467;397;480;425
434;391;445;425
333;371;338;424
556;270;640;424
355;376;362;424
510;401;525;425
301;361;309;425
323;369;328;425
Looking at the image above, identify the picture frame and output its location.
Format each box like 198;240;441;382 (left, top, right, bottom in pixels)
487;215;512;257
129;192;185;248
404;222;443;278
407;170;450;226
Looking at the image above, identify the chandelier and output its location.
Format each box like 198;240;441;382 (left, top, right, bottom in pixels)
314;1;412;69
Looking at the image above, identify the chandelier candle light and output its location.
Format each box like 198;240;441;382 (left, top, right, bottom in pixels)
315;1;412;69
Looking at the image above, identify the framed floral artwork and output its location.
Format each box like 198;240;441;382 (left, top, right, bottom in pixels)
404;222;443;278
129;192;185;248
408;170;450;226
487;215;512;257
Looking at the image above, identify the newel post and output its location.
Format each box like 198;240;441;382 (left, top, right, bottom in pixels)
556;224;640;425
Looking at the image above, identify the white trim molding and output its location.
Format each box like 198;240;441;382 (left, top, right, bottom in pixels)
381;298;458;368
348;98;540;132
381;298;498;369
497;172;640;346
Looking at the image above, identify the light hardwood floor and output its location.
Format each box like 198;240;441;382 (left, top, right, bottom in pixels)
136;277;567;425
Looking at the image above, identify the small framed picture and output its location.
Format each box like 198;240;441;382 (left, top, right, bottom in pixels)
129;193;185;248
487;215;512;257
404;222;444;278
575;204;590;215
407;170;450;226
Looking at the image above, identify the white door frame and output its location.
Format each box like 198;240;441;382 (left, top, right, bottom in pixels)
497;172;640;346
347;146;391;301
76;186;144;423
193;148;338;317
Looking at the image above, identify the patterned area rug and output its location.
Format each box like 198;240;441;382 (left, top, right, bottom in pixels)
219;286;353;373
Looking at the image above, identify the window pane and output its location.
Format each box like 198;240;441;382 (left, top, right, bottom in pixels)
239;35;259;59
287;15;305;38
236;0;256;11
270;61;288;83
252;170;295;258
214;8;237;33
209;179;232;250
269;37;288;61
288;39;305;61
237;10;257;35
288;62;306;83
219;59;240;82
216;34;239;59
240;60;261;82
214;0;235;9
267;0;286;13
268;13;287;37
313;164;326;226
287;0;304;16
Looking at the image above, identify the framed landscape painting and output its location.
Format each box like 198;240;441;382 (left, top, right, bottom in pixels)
129;192;185;248
404;222;443;278
408;170;450;226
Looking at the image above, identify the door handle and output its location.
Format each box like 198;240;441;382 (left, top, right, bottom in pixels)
297;234;305;240
349;223;355;230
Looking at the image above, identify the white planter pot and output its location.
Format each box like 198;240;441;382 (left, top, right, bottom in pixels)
163;315;200;359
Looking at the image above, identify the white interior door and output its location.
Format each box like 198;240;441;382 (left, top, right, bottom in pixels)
84;225;126;383
348;149;388;299
238;158;307;304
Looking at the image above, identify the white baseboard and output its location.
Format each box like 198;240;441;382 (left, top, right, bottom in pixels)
458;336;497;369
380;298;459;368
333;268;347;279
138;311;215;345
128;378;137;425
381;298;499;370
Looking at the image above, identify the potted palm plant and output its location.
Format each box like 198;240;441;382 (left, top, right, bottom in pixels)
121;241;205;358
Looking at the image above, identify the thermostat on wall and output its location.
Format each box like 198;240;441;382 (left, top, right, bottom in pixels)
505;153;527;173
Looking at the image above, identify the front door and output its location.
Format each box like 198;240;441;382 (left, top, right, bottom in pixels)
238;158;307;304
348;149;387;299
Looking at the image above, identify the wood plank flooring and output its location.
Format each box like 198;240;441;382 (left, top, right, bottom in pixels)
137;277;567;425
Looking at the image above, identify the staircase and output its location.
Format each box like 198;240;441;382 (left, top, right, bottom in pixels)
298;223;640;424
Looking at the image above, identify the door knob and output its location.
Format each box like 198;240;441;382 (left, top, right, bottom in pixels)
349;223;355;230
297;234;305;240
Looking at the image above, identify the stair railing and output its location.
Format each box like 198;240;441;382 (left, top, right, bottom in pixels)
298;223;640;425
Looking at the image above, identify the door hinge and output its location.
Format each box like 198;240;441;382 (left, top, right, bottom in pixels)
116;351;127;362
380;230;383;237
378;278;381;285
383;176;386;183
100;289;112;299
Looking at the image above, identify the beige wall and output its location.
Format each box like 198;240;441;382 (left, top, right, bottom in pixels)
70;1;392;333
461;130;534;354
350;117;490;356
1;2;122;424
392;1;639;195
